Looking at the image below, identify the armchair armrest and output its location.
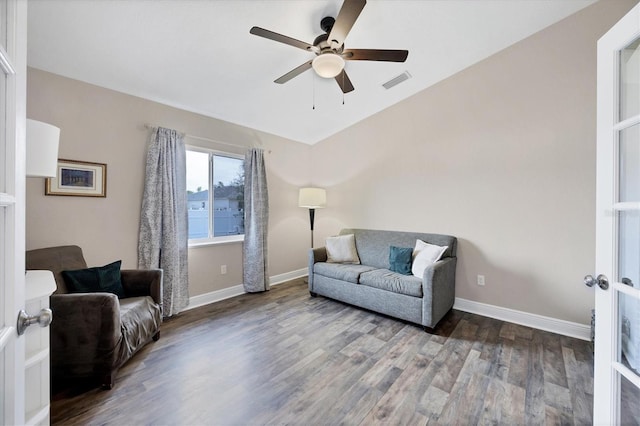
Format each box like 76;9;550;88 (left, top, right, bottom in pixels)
50;293;121;377
121;269;163;307
421;257;457;328
308;247;327;291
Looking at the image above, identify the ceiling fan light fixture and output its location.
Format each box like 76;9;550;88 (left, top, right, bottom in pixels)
312;53;345;78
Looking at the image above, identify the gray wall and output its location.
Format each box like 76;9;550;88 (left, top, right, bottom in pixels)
26;68;313;297
309;0;638;324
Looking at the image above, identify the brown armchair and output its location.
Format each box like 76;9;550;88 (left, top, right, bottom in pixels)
26;245;163;390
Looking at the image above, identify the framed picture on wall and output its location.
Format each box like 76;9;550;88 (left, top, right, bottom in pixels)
45;159;107;197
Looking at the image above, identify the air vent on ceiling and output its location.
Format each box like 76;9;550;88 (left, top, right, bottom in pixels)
382;71;412;90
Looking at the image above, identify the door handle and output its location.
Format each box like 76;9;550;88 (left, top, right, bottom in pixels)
584;274;609;290
16;308;52;336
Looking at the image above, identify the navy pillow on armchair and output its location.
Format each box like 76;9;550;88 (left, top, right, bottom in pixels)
62;260;125;298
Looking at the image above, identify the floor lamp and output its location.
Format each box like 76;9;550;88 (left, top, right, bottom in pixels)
299;187;326;249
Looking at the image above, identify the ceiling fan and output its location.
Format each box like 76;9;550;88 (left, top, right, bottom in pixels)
249;0;408;93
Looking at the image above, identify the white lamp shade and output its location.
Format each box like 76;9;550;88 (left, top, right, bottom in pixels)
312;54;345;78
299;187;327;208
26;119;60;178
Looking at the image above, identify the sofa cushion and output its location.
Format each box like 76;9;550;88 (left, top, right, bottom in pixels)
313;262;376;284
389;246;413;275
326;234;361;264
62;260;125;298
360;269;423;298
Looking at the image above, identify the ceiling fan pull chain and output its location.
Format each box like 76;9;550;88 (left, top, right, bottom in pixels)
342;72;345;105
312;72;316;110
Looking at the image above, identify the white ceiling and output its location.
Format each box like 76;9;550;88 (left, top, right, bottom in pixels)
27;0;596;145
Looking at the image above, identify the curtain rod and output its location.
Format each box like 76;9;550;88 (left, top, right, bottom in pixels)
143;123;269;152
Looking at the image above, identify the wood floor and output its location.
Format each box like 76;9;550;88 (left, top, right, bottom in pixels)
51;278;595;425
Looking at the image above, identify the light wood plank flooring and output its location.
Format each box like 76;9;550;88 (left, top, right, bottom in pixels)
51;278;595;425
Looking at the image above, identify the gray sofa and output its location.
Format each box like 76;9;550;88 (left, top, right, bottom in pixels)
308;229;457;329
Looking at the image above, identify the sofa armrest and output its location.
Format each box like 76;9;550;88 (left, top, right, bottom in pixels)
421;257;457;328
308;247;327;292
121;269;163;308
50;293;121;376
311;247;327;263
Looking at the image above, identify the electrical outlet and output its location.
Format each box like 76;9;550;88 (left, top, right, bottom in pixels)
477;275;485;286
221;265;227;275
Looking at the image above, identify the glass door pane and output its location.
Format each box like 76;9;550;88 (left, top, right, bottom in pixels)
620;38;640;121
0;0;6;48
618;210;640;286
0;71;5;193
619;291;640;374
0;350;3;419
620;373;640;424
619;124;640;202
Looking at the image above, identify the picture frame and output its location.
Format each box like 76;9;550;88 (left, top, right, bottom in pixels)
45;159;107;197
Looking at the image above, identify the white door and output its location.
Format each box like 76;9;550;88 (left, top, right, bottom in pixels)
0;0;27;424
594;2;640;424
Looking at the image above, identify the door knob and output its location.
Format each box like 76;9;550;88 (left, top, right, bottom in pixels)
16;308;52;336
584;274;609;290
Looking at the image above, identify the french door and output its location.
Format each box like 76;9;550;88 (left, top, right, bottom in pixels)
0;0;26;424
594;3;640;424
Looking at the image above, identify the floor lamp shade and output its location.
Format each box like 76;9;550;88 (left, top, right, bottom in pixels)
26;119;60;178
299;187;326;248
298;187;326;208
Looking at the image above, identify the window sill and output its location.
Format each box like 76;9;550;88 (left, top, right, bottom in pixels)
188;236;244;249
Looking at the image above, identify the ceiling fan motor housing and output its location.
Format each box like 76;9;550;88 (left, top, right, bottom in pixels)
313;19;344;54
320;16;335;33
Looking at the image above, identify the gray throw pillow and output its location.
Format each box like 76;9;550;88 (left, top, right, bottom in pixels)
326;234;361;264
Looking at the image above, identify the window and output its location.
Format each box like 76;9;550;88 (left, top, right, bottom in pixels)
186;147;244;243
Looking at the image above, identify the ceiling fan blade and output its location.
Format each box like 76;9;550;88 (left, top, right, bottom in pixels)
335;70;355;93
328;0;367;48
250;26;315;52
343;49;408;62
274;60;313;84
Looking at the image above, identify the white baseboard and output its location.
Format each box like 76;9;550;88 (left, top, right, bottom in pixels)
453;297;591;341
185;275;590;342
186;284;245;311
270;268;307;285
184;268;308;311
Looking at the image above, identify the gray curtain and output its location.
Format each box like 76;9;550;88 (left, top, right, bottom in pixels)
243;148;269;292
138;127;189;316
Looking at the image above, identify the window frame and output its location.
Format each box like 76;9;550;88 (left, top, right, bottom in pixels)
186;144;245;247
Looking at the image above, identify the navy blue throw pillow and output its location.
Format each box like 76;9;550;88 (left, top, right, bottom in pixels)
62;260;125;298
389;246;413;275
